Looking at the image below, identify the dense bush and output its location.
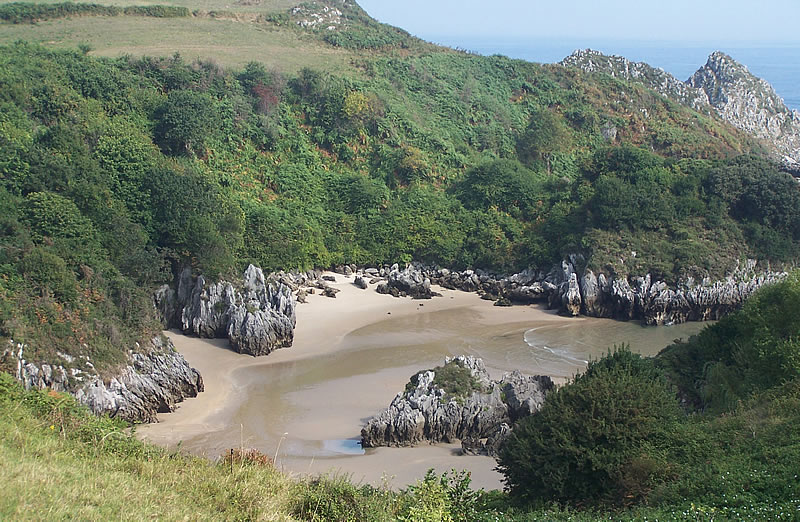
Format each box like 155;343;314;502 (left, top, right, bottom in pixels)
154;89;220;155
0;2;189;24
497;347;681;506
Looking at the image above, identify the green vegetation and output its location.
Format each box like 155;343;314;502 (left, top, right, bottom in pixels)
4;277;800;518
405;359;483;402
0;2;189;23
498;347;681;506
658;270;800;412
1;3;800;518
497;275;800;516
1;35;798;374
0;373;494;520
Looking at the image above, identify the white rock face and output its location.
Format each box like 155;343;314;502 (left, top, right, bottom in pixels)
688;52;800;167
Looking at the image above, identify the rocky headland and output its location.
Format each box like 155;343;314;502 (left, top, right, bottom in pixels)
361;356;554;457
561;49;800;170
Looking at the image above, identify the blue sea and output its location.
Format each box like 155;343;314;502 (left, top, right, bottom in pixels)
421;36;800;112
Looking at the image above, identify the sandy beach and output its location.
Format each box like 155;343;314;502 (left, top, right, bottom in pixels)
137;273;707;490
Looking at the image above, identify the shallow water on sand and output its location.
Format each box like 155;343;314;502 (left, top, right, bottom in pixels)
163;305;706;488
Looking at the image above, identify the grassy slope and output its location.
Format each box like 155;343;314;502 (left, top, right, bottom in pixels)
3;360;799;520
0;375;296;520
0;13;355;72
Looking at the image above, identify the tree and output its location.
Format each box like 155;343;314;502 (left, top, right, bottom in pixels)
517;106;572;173
455;158;543;218
154;89;218;155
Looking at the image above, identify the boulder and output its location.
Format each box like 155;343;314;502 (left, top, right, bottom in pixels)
322;286;340;298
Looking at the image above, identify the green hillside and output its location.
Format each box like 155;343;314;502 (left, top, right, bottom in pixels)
0;0;431;70
2;0;800;368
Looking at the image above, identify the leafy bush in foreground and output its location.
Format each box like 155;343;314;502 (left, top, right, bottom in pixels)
497;347;681;506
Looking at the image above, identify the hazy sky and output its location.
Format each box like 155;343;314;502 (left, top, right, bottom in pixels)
357;0;800;44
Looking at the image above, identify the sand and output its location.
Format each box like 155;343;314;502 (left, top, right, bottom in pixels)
137;273;707;490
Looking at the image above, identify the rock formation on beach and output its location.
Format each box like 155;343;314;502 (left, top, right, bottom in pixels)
154;264;298;356
361;356;554;457
375;263;438;299
364;258;785;326
2;335;203;423
561;49;800;169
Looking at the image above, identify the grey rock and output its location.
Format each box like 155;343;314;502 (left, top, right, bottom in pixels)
561;49;711;111
561;273;582;316
354;276;368;289
6;336;203;423
322;286;340;298
689;51;800;167
378;264;437;299
160;264;296;357
562;49;800;167
361;356;553;457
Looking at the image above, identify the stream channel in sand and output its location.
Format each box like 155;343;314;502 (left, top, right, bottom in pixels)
138;275;708;490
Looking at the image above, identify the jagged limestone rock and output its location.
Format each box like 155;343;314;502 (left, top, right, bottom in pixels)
562;49;800;167
157;264;297;357
361;356;553;457
5;336;203;423
561;49;711;110
689;51;800;167
376;263;436;299
561;273;582;317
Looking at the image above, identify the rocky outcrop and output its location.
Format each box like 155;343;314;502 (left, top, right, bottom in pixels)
3;336;203;423
357;258;783;325
361;356;553;457
548;259;787;325
154;264;297;356
560;49;711;111
561;49;800;167
376;263;438;299
688;51;800;167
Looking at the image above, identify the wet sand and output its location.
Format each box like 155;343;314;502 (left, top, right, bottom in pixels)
138;273;707;490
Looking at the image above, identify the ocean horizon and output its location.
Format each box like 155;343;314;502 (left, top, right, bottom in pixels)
421;36;800;112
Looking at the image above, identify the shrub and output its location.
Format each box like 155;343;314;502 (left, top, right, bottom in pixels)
17;247;77;302
432;360;483;401
497;347;681;506
292;474;394;522
404;359;483;402
658;271;800;413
